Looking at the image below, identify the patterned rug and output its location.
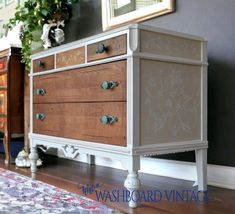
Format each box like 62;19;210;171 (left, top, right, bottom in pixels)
0;168;122;214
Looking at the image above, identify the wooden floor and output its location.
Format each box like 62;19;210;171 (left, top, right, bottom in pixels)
0;154;234;214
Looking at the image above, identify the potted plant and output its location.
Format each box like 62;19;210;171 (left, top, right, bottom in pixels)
4;0;79;70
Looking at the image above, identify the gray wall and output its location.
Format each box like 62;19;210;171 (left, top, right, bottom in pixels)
65;0;235;167
64;0;102;43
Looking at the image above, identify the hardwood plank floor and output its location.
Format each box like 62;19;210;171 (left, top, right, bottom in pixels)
0;154;234;214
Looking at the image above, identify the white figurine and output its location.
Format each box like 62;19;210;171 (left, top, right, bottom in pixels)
53;28;65;44
15;149;42;168
41;20;65;49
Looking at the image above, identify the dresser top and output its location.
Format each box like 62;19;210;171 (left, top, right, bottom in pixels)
0;47;21;58
31;23;206;59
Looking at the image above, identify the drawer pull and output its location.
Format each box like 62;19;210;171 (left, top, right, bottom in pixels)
101;81;118;90
96;43;107;54
37;60;45;68
36;113;46;121
36;88;46;96
100;115;118;125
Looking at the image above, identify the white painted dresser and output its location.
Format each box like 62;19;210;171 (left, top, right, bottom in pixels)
29;24;208;208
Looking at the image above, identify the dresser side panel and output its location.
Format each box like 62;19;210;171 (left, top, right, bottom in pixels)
140;60;202;145
140;30;202;61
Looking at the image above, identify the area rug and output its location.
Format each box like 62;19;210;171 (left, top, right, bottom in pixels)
0;168;122;214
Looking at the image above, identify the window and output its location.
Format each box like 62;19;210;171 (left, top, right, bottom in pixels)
0;0;18;37
6;0;14;5
0;0;4;9
102;0;174;31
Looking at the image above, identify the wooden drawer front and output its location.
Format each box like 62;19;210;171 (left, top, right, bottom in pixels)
87;35;127;62
33;55;54;72
0;57;7;71
33;102;126;147
56;47;85;68
33;60;126;103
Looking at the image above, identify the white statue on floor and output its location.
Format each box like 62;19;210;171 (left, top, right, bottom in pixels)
15;149;42;168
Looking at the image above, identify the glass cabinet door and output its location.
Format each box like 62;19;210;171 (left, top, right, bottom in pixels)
0;73;7;132
0;91;7;114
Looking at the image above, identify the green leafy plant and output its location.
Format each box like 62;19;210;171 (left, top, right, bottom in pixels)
4;0;79;70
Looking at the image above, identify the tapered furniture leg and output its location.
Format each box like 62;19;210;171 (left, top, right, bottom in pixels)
195;148;207;191
3;136;10;164
87;154;95;165
29;147;38;173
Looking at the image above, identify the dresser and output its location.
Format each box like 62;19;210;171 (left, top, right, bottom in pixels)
29;24;208;208
0;47;24;164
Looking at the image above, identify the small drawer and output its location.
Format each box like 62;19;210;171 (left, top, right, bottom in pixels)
87;35;127;62
33;60;126;103
33;102;127;147
33;55;54;73
56;47;85;68
0;57;7;71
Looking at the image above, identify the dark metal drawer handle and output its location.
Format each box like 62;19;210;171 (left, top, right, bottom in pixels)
101;81;118;90
37;60;45;68
36;113;46;121
36;88;46;96
100;115;118;125
96;43;107;54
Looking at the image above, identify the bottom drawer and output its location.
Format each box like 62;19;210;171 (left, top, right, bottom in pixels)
33;102;126;147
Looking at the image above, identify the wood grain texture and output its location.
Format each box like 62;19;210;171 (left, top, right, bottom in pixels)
0;50;9;58
0;57;7;71
9;55;24;134
33;60;127;103
56;47;85;68
33;55;54;73
87;35;127;62
0;47;24;164
33;102;126;147
24;71;30;153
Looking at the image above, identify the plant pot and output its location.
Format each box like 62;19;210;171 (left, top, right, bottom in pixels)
31;29;43;52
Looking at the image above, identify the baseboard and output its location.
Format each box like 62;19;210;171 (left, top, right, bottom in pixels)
140;158;235;190
57;151;235;190
207;164;235;190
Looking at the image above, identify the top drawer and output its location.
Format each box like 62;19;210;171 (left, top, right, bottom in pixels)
33;55;54;73
0;57;7;71
87;35;127;62
56;46;85;68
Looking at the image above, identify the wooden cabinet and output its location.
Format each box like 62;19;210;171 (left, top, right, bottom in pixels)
0;47;24;164
29;24;208;208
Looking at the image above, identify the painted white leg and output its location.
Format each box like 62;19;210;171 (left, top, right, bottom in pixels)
124;170;141;208
87;154;95;165
121;155;140;208
195;148;207;191
29;147;38;173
